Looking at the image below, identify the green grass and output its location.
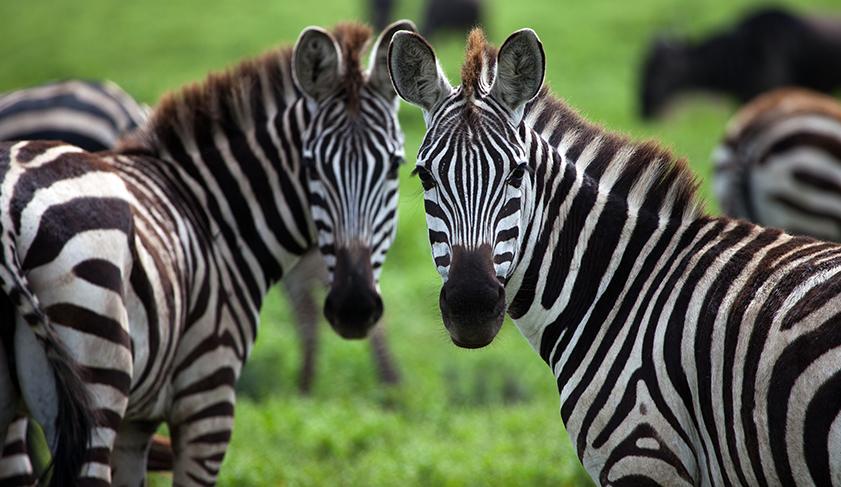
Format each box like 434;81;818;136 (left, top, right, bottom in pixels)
1;0;838;485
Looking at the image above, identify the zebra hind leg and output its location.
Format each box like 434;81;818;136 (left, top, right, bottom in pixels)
0;337;17;443
170;387;236;485
111;420;159;485
0;416;35;486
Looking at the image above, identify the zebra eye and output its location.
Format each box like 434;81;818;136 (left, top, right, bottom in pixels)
507;163;530;187
411;166;437;191
388;155;404;179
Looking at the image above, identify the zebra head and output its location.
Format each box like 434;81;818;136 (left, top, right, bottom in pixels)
293;20;415;339
389;28;544;348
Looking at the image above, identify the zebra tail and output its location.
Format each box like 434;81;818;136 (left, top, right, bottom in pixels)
0;243;95;486
41;335;96;487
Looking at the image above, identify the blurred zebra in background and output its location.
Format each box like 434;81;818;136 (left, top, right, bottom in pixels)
0;20;413;485
714;88;841;241
390;27;841;485
0;79;149;152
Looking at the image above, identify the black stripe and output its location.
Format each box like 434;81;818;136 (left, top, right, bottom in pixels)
73;259;122;294
21;197;133;270
45;303;131;347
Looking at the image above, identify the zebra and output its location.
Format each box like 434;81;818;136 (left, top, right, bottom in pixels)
0;19;415;485
0;79;400;478
389;27;841;485
713;87;841;243
0;76;403;484
0;78;402;392
0;79;149;152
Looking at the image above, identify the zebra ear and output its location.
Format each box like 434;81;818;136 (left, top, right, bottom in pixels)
490;29;545;125
388;31;452;115
368;20;418;100
293;27;343;102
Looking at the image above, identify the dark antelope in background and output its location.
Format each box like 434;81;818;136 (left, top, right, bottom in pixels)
0;19;413;485
390;27;841;485
369;0;483;37
714;88;841;242
639;7;841;119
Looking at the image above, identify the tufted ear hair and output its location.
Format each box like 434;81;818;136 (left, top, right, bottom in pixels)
368;19;418;99
489;29;545;126
388;30;452;116
293;27;343;102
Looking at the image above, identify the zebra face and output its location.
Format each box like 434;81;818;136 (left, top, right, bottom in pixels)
389;28;544;348
294;21;414;339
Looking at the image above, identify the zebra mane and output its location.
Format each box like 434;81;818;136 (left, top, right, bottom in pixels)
525;87;705;221
461;28;497;98
331;22;374;113
120;23;374;155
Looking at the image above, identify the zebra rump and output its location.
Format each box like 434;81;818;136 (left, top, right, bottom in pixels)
714;88;841;242
0;145;95;486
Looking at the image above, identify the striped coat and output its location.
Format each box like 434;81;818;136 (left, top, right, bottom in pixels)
390;27;841;486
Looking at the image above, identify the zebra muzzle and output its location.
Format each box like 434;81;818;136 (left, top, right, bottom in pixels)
323;245;383;339
439;245;506;348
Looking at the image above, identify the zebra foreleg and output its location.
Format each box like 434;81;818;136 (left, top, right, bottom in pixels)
283;252;325;395
285;278;320;395
368;323;400;385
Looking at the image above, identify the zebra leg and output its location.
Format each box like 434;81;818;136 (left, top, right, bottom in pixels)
284;275;320;395
0;338;17;440
368;323;400;385
16;311;131;485
16;235;135;484
111;420;158;485
169;388;236;485
0;416;35;486
284;251;327;395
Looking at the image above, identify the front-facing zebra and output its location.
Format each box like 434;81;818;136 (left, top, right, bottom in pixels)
390;28;841;485
0;19;414;485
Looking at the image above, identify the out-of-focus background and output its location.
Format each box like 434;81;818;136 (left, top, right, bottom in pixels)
1;0;838;485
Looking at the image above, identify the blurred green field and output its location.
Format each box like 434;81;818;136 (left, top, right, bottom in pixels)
1;0;838;485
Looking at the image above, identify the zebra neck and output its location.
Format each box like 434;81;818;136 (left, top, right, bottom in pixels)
506;130;705;371
123;98;317;305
